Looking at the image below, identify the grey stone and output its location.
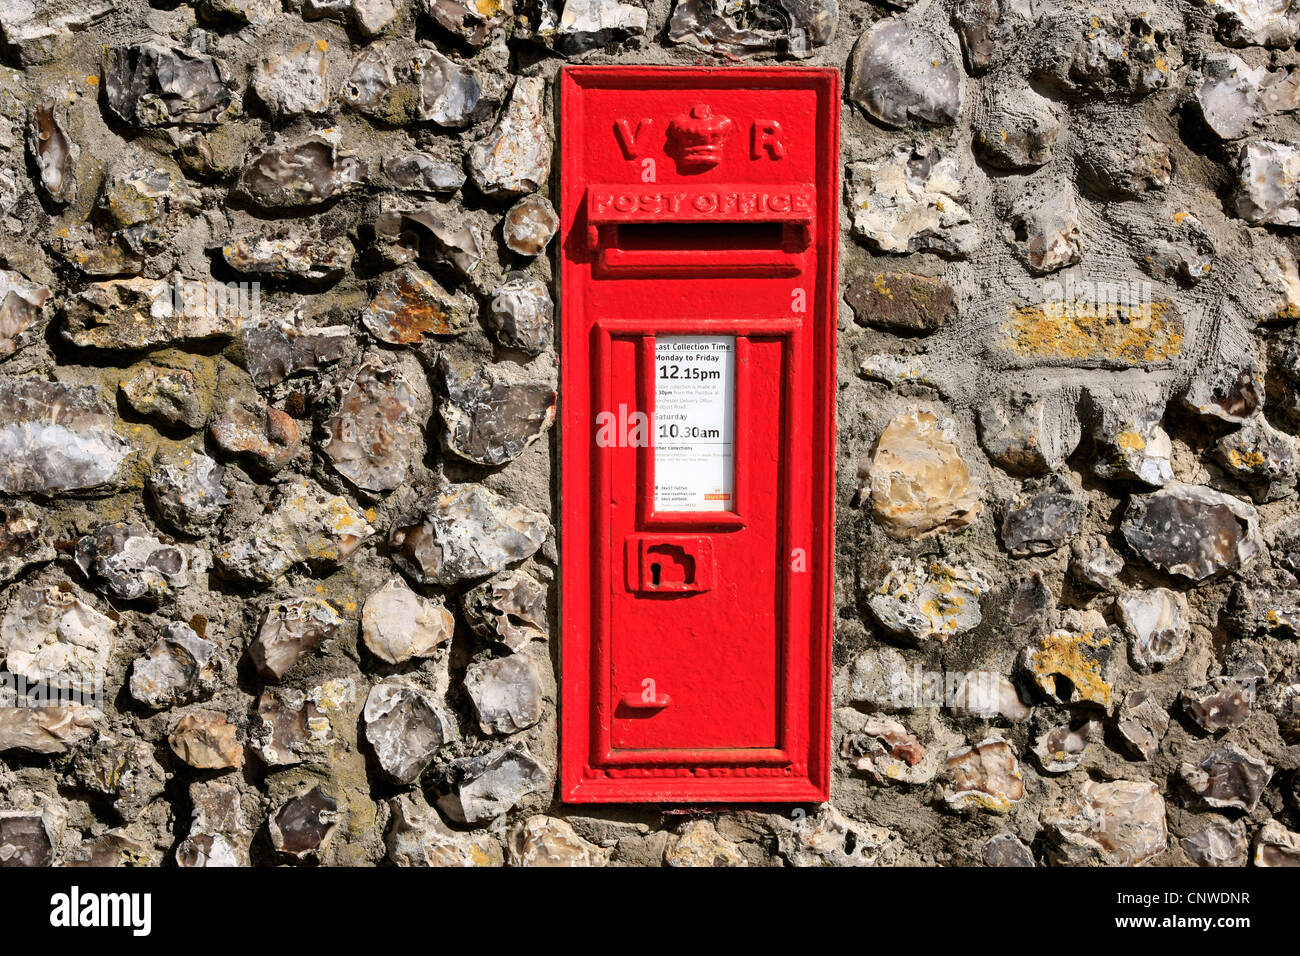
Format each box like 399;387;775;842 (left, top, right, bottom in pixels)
1179;745;1273;812
1118;588;1189;670
0;269;50;358
1077;131;1171;200
372;201;484;277
0;380;128;494
27;102;77;204
974;84;1060;170
1005;184;1082;275
983;833;1034;867
251;687;333;767
842;715;937;785
1181;674;1258;733
221;231;355;284
129;623;219;709
1115;690;1168;760
1;585;114;690
146;451;230;536
74;524;196;604
424;0;513;46
62;275;248;350
488;272;553;355
1042;780;1167;866
1089;399;1174;487
1184;820;1248;867
120;365;206;431
269;786;339;860
0;706;100;755
363;683;453;784
320;360;418;494
167;710;243;770
850;21;962;128
667;0;834;57
1235;140;1300;226
1033;717;1098;773
461;569;548;653
1254;820;1300;866
70;732;166;821
389;484;550;586
467;77;551;200
1213;415;1298;502
1070;535;1125;590
361;576;453;665
953;0;999;74
209;400;302;474
867;557;989;644
103;44;235;127
1001;474;1086;556
846;145;978;257
1180;356;1264;424
0;505;54;583
508;815;609;866
387;794;503;866
383;152;466;194
437;746;548;825
233;132;366;209
252;41;330;117
465;653;544;734
240;311;353;389
1121;483;1263;581
249;597;342;680
437;356;556;466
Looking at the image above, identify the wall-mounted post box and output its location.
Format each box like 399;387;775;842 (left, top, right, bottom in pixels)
559;66;839;803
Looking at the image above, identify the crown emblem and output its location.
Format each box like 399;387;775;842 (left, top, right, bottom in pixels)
666;104;734;172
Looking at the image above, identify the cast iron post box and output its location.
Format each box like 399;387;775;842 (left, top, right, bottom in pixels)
559;66;839;803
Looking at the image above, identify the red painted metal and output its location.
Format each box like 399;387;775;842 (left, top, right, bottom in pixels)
559;66;839;803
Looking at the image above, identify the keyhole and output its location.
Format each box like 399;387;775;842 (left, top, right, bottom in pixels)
650;562;662;586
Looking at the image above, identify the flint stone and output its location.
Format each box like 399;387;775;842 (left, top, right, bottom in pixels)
667;0;835;57
952;0;999;73
169;710;243;770
233;133;366;209
1090;400;1174;487
503;195;559;257
70;732;166;821
1001;474;1085;556
1118;588;1189;670
390;484;549;586
251;687;333;766
0;505;54;583
665;820;746;867
983;833;1034;867
147;451;230;536
1179;745;1273;811
0;269;50;357
99;165;201;256
240;312;352;389
1181;675;1257;733
364;683;453;784
0;808;57;866
845;272;955;334
867;557;988;644
364;267;475;344
120;365;206;430
250;597;342;680
320;361;418;494
1116;690;1169;760
943;738;1024;812
508;815;609;867
372;201;484;277
270;786;339;859
1254;820;1300;866
465;653;544;734
220;478;374;585
1034;717;1098;773
361;576;453;665
1021;615;1115;708
130;622;219;709
28;103;77;204
846;146;977;257
1;585;114;690
843;715;937;785
438;356;556;466
950;672;1030;722
782;806;894;867
1184;820;1248;867
467;77;551;200
1121;483;1263;581
387;794;503;866
0;380;127;494
437;746;548;825
977;391;1077;475
1235;140;1300;226
1212;0;1300;47
534;0;647;55
221;232;354;284
0;705;99;754
862;408;982;539
1070;536;1124;590
0;0;115;65
488;272;553;355
461;569;548;652
1043;780;1167;866
304;0;401;36
974;84;1059;170
1197;55;1300;140
425;0;514;46
1181;359;1263;424
209;400;302;473
1214;416;1298;502
62;275;247;350
1230;573;1300;637
103;44;235;127
253;41;330;117
384;152;466;194
1006;185;1082;274
850;21;962;128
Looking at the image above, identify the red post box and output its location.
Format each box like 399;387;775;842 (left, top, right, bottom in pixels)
559;66;839;803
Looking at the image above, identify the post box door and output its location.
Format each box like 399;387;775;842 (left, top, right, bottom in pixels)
560;67;838;803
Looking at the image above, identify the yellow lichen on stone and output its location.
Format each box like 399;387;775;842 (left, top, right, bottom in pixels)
1003;299;1184;364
